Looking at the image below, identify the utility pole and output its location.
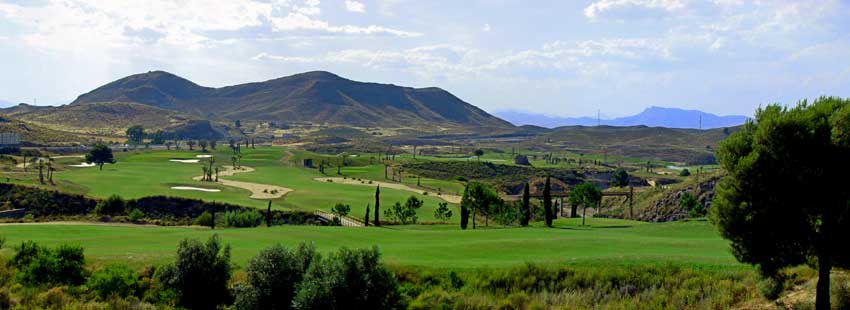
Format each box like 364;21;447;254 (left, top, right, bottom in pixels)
597;109;601;126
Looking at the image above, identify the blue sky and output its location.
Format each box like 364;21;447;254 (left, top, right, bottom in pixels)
1;0;849;117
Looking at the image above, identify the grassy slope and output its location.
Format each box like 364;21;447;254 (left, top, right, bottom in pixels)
0;218;740;270
48;147;456;222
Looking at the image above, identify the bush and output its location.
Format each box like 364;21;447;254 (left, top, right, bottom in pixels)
127;208;144;222
157;235;231;310
679;168;691;177
13;242;86;287
293;246;403;309
757;275;785;300
193;211;214;227
235;243;316;310
88;264;140;299
96;194;126;215
225;210;263;228
833;274;850;310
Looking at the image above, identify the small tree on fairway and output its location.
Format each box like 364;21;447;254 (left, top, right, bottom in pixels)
473;149;484;162
679;168;691;177
610;168;629;187
365;204;370;226
209;140;217;150
199;140;208;152
332;203;351;222
434;202;453;223
713;98;850;310
86;143;116;171
461;182;502;229
520;182;531;226
569;182;602;226
543;177;553;227
374;186;381;226
165;141;173;150
383;196;423;224
125;125;145;146
186;140;196;150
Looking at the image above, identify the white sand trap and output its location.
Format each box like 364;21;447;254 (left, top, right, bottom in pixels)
192;166;293;199
171;186;221;192
68;162;96;168
196;155;213;158
170;159;200;163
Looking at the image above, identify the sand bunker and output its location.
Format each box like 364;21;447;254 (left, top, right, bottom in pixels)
196;155;213;158
170;159;200;163
192;166;293;199
68;162;96;168
171;186;221;192
314;177;462;204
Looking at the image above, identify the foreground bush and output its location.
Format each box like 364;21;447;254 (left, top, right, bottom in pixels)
156;234;232;309
234;243;316;310
293;246;403;309
87;264;140;299
12;241;86;287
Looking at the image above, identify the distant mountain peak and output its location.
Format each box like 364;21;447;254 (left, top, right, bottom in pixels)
495;106;747;129
66;70;511;129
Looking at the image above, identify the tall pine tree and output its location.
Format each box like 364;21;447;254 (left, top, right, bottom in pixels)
520;182;531;226
543;177;553;227
374;186;381;226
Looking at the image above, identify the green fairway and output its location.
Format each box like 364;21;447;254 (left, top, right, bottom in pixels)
49;147;457;221
0;218;741;270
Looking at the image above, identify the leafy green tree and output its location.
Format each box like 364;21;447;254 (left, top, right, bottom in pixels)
165;141;173;150
151;130;165;145
543;177;553;227
13;242;86;287
384;196;423;224
86;143;116;170
292;247;402;309
610;168;630;187
126;125;145;145
569;182;602;226
679;168;691;177
680;192;705;218
332;203;351;219
434;202;453;222
199;140;208;152
712;98;850;310
520;182;531;226
186;140;196;150
461;182;502;229
473;149;484;162
234;243;316;310
157;235;232;310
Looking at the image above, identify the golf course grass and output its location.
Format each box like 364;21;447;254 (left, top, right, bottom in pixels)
47;147;458;222
0;218;741;270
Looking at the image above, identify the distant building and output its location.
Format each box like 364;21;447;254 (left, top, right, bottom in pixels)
0;132;21;154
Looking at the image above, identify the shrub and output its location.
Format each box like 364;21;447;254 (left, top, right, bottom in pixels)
157;235;232;310
127;208;144;222
679;168;691;177
88;264;140;299
96;194;126;215
292;246;403;309
757;275;785;300
833;274;850;310
383;196;423;225
193;211;214;227
225;210;263;228
235;243;316;310
14;242;86;287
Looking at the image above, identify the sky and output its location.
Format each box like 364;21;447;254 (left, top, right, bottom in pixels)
1;0;849;118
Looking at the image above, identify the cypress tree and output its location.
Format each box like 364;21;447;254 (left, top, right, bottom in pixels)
520;182;531;226
374;186;381;226
266;201;272;227
543;177;553;227
365;204;370;226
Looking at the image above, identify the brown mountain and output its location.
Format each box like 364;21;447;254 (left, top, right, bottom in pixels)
70;70;511;129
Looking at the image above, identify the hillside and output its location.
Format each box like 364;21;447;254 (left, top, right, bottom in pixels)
539;125;736;164
0;114;88;145
496;106;748;129
71;71;512;129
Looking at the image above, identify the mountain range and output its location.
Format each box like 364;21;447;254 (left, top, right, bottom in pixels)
0;99;15;108
66;70;510;129
495;107;749;129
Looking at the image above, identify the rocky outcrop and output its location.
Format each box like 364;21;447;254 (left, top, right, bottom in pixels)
638;176;719;222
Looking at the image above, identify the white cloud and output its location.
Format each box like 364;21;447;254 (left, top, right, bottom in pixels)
270;13;422;37
584;0;685;19
482;23;491;32
345;0;366;13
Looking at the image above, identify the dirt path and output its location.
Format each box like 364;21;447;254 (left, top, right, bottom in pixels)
193;166;293;199
314;177;462;204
